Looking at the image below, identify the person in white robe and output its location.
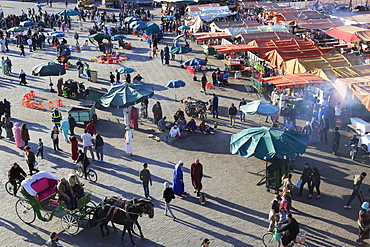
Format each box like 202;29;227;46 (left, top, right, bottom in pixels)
169;125;181;138
123;107;131;126
124;126;133;155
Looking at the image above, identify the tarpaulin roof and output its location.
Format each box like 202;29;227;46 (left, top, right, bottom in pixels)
185;6;236;22
226;25;289;37
325;26;370;43
190;32;232;41
340;14;370;24
334;78;370;111
276;11;326;22
209;44;258;54
236;32;296;43
282;18;344;30
210;20;260;32
186;3;220;12
248;38;334;72
240;2;281;9
185;16;203;33
285;52;370;81
261;73;328;89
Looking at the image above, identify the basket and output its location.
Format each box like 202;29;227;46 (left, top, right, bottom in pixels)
296;231;306;243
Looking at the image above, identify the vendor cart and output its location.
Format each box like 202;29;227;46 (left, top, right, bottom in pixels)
68;103;97;125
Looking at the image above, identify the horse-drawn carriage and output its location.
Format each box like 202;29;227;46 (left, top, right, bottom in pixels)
182;98;208;120
16;171;96;235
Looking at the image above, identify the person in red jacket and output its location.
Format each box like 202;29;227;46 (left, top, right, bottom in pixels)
85;120;96;136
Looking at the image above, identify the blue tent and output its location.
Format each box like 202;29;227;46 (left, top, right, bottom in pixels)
240;100;279;116
166;80;186;88
144;23;160;35
183;58;207;66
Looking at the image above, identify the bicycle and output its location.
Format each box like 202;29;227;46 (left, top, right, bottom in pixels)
262;229;309;247
74;163;98;183
5;177;25;196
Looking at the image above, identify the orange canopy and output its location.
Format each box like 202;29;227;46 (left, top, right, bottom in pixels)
209;44;258;54
236;32;297;44
261;73;328;89
190;32;232;41
249;38;334;61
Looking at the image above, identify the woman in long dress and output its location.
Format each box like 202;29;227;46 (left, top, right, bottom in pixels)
124;126;133;155
3;113;13;139
69;136;79;161
129;107;138;129
13;122;22;148
60;116;70;142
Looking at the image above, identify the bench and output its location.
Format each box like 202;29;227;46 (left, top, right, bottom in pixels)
31;178;58;209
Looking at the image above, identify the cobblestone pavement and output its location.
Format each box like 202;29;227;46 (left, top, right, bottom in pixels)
0;1;369;247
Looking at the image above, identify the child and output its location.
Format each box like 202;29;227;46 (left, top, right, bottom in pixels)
36;138;44;159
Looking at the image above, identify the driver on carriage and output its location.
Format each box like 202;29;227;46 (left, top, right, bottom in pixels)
57;178;77;210
8;163;27;196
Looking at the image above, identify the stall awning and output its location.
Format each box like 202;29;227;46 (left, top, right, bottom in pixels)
186;3;220;12
226;25;289;38
190;32;232;41
209;44;257;54
236;32;296;44
261;73;328;89
282;18;344;30
275;10;326;23
210;20;260;32
325;25;370;43
335;78;370;112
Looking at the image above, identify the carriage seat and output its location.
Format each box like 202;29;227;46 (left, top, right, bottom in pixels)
31;178;58;202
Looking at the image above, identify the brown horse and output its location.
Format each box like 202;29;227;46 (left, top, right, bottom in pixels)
91;198;154;246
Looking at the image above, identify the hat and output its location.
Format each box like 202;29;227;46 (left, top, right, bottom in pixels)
164;182;170;188
125;126;130;130
362;202;369;210
178;161;183;165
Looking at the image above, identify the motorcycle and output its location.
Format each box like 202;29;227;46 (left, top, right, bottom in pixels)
349;135;360;160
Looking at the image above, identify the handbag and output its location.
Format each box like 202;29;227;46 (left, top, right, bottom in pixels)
273;230;281;241
296;179;302;188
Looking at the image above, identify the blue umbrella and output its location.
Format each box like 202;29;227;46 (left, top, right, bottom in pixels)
51;31;65;37
133;23;147;30
119;67;135;74
178;25;190;30
166;80;186;88
111;34;126;41
20;21;35;27
36;3;46;7
241;100;279;116
183;58;207;66
124;16;140;23
129;20;146;29
162;15;174;21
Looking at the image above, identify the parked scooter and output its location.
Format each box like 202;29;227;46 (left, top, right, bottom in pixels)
349;135;359;160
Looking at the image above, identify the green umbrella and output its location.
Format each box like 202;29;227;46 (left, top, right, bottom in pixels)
7;27;25;32
144;23;160;35
89;33;111;43
230;127;308;160
171;46;192;63
57;8;80;16
98;83;154;108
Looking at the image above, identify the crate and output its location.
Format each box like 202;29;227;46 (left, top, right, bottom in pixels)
296;231;306;243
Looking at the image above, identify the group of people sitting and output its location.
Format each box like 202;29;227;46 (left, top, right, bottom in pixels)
157;108;216;137
57;78;88;98
56;171;85;210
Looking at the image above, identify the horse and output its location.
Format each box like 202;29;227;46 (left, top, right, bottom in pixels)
103;197;154;238
91;198;154;246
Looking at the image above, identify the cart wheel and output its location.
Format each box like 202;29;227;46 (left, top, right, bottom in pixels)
92;114;97;123
62;214;79;235
16;199;36;224
266;188;270;192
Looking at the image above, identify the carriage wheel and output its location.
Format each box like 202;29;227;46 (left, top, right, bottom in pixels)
61;214;79;235
16;199;36;224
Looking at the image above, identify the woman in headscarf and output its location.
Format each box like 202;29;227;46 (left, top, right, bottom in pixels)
20;123;30;147
60;116;70;142
69;136;79;161
13;122;22;148
357;202;370;245
172;161;185;196
163;182;176;220
3;113;13;139
124;126;133;156
19;69;27;85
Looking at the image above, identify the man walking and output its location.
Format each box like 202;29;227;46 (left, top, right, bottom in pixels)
332;127;340;155
139;163;152;198
298;163;313;197
81;129;95;160
319;115;329;144
239;98;247;122
268;195;282;232
211;93;218;118
228;103;238;127
68;114;76;136
344;172;367;209
52;108;62;128
173;161;185;196
201;73;207;94
191;159;203;197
